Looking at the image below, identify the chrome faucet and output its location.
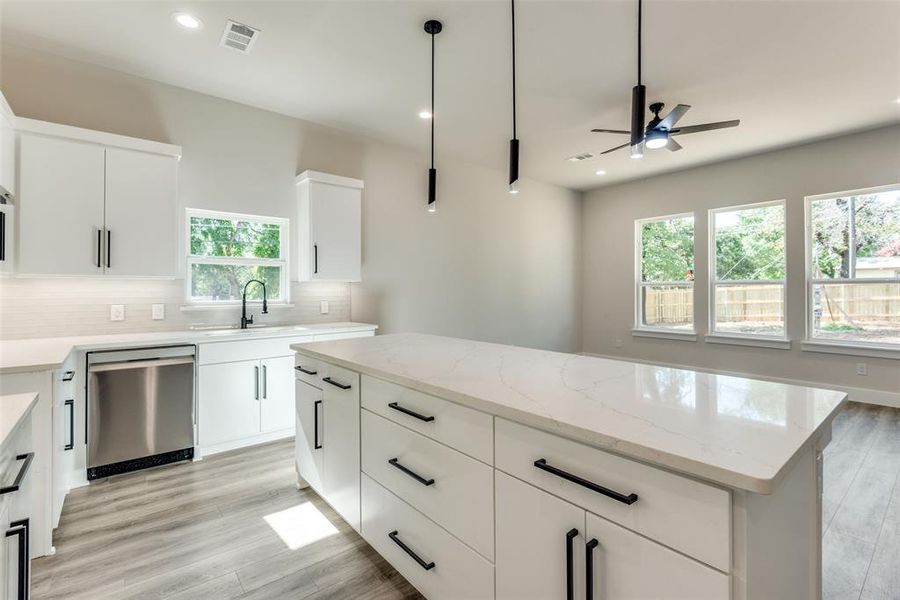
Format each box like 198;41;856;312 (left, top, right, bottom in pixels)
240;279;268;329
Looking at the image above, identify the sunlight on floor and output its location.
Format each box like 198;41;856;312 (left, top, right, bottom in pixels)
264;501;340;551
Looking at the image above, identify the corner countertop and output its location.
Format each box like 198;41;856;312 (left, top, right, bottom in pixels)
0;393;38;452
291;332;847;494
0;322;377;375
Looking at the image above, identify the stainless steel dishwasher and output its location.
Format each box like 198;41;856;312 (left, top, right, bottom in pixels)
87;345;196;480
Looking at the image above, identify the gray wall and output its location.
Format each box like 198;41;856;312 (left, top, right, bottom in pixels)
582;125;900;399
0;45;583;351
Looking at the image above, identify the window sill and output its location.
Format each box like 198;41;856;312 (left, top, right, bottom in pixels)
801;340;900;360
180;303;295;312
704;334;791;350
631;329;697;342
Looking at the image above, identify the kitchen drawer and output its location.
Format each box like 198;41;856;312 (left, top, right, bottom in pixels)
199;335;313;365
360;474;494;600
318;362;359;396
293;356;322;387
495;418;731;572
361;375;493;464
361;409;494;560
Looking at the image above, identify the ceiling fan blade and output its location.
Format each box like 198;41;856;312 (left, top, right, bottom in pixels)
671;120;740;135
666;138;683;152
591;128;631;134
658;104;691;131
600;141;631;154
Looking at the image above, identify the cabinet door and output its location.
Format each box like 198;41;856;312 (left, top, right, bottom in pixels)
584;512;729;600
496;471;586;600
322;373;361;531
104;148;177;277
18;135;105;275
198;360;261;447
0;102;14;196
295;380;324;495
0;499;9;600
260;356;295;433
309;181;361;281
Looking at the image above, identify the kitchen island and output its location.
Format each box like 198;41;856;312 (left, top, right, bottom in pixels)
292;332;846;600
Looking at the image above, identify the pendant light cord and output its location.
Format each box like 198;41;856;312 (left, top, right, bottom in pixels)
430;31;435;169
511;0;517;140
637;0;642;85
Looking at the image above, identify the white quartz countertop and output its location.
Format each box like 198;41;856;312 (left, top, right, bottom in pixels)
0;393;38;452
0;322;377;374
292;333;847;493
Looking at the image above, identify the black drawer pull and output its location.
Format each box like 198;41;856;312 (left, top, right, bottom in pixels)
534;458;638;505
389;530;435;571
62;370;75;382
388;402;435;423
314;400;322;449
295;365;318;376
322;376;351;390
586;538;599;600
566;528;578;600
0;453;35;495
65;399;75;451
6;519;29;600
389;458;435;486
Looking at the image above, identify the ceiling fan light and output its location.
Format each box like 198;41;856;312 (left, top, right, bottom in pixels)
645;130;668;149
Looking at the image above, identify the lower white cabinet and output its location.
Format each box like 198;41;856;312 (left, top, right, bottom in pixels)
1;408;35;600
295;380;324;495
51;363;77;529
496;471;728;600
259;356;295;433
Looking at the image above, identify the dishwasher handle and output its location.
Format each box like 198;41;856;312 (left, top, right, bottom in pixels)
88;356;195;373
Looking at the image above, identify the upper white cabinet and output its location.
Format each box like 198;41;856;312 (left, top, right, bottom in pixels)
0;91;15;199
296;170;362;282
16;118;180;277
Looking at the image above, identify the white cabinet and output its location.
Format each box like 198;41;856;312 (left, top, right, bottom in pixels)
18;134;106;275
16;120;180;277
51;364;77;529
0;203;13;274
103;147;177;277
0;91;15;199
296;170;362;282
295;380;324;495
198;360;261;447
259;356;295;433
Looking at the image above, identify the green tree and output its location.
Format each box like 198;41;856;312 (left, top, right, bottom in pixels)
715;205;785;281
641;217;694;282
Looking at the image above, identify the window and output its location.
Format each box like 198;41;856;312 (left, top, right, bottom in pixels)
635;214;695;332
806;185;900;346
186;209;289;304
710;201;786;338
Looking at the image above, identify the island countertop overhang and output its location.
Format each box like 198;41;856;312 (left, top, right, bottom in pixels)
291;332;847;494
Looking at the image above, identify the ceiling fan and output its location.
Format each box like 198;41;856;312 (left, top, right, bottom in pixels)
591;0;740;158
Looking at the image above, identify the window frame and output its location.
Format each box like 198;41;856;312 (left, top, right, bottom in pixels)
803;183;900;353
633;211;697;337
707;199;788;343
185;208;291;306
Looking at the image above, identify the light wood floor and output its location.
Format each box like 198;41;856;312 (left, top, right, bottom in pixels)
33;402;899;600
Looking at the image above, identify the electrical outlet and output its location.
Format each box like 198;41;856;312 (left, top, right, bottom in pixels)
110;304;125;321
152;304;165;320
320;300;329;315
614;338;623;349
856;363;868;376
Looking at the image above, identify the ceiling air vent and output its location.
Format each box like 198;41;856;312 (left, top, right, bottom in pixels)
220;20;260;53
565;152;594;162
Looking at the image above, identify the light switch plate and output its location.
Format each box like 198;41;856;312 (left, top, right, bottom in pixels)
320;300;329;315
152;304;165;320
856;363;868;376
110;304;125;321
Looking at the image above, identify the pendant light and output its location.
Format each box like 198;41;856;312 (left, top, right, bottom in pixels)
630;0;645;159
424;19;442;213
508;0;520;194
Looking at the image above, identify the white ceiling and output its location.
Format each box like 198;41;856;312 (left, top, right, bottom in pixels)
2;1;899;191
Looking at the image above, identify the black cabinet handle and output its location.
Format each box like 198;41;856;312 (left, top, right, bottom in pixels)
314;244;318;274
389;530;435;571
65;399;75;451
566;528;578;600
534;458;638;505
106;228;111;268
6;518;29;600
254;366;260;400
388;458;435;486
96;229;102;268
62;370;75;382
262;364;267;399
0;210;5;262
295;365;318;376
388;402;435;423
586;538;599;600
0;453;35;495
314;400;322;449
322;376;351;390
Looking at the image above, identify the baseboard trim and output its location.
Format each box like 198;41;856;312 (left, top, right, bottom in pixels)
580;351;900;408
199;428;295;458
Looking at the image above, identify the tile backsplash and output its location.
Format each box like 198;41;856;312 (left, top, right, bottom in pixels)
0;277;351;340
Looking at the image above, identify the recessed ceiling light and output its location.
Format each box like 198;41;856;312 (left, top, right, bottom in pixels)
595;169;607;176
418;110;432;119
173;12;202;29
